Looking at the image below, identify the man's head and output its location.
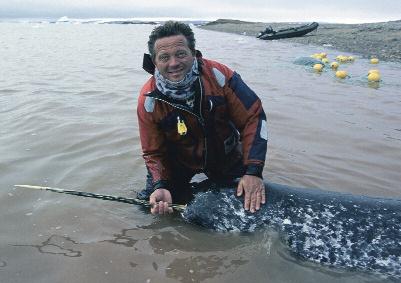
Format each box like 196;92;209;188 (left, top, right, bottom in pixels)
148;21;196;82
148;21;196;60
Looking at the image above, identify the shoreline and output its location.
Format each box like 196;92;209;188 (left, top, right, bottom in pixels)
199;19;401;62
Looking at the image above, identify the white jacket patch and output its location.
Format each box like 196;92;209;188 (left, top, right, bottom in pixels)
212;68;226;87
144;96;155;113
260;120;268;140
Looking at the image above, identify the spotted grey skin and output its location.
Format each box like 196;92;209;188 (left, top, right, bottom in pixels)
183;182;401;279
293;56;324;66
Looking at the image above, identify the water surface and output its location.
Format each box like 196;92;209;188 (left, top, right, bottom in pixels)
1;22;401;282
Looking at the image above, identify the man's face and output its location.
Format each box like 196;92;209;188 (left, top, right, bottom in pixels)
153;35;195;82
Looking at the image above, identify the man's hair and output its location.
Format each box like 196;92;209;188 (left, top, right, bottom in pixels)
148;21;196;60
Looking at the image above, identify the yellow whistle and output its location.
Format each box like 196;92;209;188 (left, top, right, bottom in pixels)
177;116;187;136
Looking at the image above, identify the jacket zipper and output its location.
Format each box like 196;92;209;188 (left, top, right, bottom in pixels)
199;79;207;170
152;79;208;170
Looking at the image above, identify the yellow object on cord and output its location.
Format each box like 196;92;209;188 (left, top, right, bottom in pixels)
177;116;187;136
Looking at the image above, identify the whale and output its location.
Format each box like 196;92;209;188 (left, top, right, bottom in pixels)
183;181;401;279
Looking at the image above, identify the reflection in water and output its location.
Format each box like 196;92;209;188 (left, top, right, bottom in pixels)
104;221;257;254
129;262;138;268
166;255;248;283
101;223;268;281
103;228;139;248
149;231;189;255
14;235;82;257
368;81;380;89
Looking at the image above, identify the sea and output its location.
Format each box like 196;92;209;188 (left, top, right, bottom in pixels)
1;19;401;283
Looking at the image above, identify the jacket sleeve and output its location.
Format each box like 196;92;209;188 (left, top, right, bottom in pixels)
137;87;171;190
223;69;268;178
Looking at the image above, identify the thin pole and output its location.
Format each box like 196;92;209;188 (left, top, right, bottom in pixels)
14;185;186;212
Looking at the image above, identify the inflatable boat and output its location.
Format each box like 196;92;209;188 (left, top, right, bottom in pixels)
257;22;319;40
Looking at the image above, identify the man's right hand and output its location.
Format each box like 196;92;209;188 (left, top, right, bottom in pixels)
149;188;173;215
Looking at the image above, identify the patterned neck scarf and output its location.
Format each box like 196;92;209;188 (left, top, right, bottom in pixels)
154;59;199;108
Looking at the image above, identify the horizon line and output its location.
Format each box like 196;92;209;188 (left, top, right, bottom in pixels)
1;16;400;25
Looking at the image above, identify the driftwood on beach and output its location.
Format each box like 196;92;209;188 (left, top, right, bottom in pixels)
200;19;401;62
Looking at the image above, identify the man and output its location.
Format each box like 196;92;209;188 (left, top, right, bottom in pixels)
137;21;268;214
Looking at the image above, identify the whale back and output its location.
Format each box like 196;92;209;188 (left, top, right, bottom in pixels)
183;182;401;278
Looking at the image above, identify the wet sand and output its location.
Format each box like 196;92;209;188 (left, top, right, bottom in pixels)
199;19;401;62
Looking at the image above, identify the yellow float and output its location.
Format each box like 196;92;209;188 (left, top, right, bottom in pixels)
311;53;323;60
367;72;381;82
313;63;324;72
331;62;339;70
336;55;348;63
368;69;380;75
335;70;348;79
370;58;379;64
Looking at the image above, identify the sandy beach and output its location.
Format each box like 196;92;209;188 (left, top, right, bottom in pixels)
200;19;401;62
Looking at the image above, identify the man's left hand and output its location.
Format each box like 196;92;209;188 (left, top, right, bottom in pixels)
237;175;266;213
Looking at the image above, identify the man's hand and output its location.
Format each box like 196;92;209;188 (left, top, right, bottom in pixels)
149;188;173;215
237;175;265;213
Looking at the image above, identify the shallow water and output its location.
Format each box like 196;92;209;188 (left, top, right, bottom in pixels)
1;22;401;283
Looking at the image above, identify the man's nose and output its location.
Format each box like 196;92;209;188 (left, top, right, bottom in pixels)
169;56;179;66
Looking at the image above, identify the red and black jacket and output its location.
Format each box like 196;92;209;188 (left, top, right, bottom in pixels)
138;52;268;190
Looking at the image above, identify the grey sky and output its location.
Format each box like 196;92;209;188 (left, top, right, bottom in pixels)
1;0;401;23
